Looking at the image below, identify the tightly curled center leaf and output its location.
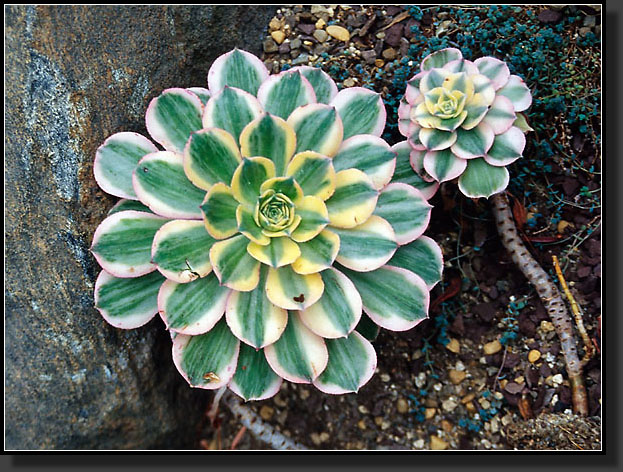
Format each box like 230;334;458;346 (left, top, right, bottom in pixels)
255;189;296;232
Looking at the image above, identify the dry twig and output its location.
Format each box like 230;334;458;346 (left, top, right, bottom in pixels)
491;192;588;415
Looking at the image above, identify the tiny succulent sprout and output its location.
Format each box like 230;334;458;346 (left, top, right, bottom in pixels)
398;48;533;198
91;48;443;401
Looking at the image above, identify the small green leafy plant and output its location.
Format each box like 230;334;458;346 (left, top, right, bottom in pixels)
398;47;533;198
91;49;442;400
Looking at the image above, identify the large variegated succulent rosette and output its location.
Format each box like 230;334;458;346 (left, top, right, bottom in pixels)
91;49;443;401
398;48;533;198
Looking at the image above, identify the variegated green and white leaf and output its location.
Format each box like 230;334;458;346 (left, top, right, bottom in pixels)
498;75;532;112
289;65;338;104
513;112;534;134
285;151;336;201
325;169;378;229
390;141;438;200
451;122;495;160
355;313;380;341
145;88;203;153
474;56;510;90
200;183;239;240
247;236;301;268
287;103;343;157
172;319;240;389
226;265;288;349
330;87;386;140
421;48;463;71
133;151;205;219
419;127;458;151
333;135;396;190
341;265;430;331
257;70;316;119
151;219;216;283
291;228;340;274
461;74;496;130
187;87;211;105
332;215;397;272
207;48;269;96
313;331;376;394
264;312;328;383
91;210;169;278
230;157;276;207
202;86;263;142
458;157;510;198
209;234;261;292
373;183;432;245
481;95;516;135
239;113;296;176
94;132;158;199
229;344;283;401
423;148;467;183
95;270;164;329
265;265;324;311
183;128;241;191
108;199;153;215
290;195;329;243
484;126;526;167
236;205;270;245
299;267;362;339
158;274;230;335
388;236;443;289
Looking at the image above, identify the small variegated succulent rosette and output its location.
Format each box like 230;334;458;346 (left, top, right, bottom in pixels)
91;48;443;401
398;48;533;199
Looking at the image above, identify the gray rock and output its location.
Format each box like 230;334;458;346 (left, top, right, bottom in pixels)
5;4;277;450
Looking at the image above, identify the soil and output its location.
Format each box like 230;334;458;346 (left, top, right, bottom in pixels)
197;5;602;450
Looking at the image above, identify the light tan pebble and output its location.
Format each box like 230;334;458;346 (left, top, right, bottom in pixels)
315;18;326;29
465;402;477;413
413;438;425;448
380;420;391;430
374;416;384;426
357;419;367;430
483;340;502;355
326;25;350;42
397;398;409;414
303;40;313;47
479;398;491;410
382;48;397;60
442;398;458;412
319;432;330;442
424;407;436;420
493;391;504;400
273;394;287;408
259;405;274;421
446;338;461;354
271;30;286;44
528;349;541;363
514;375;525;384
376;32;386;39
299;388;310;400
430;435;448;450
552;373;564;385
269;17;282;31
499;378;508;389
310;432;322;446
358;404;369;414
461;393;475;404
448;369;466;385
343;78;356;87
441;420;453;432
380;373;390;382
557;220;573;233
374;58;385;68
540;320;555;332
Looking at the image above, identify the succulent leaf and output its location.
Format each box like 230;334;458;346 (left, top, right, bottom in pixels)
388;236;444;289
158;274;230;335
289;65;338;104
265;265;324;311
207;48;269;96
333;135;397;190
209;234;261;292
330;87;386;140
291;229;340;275
287;103;343;156
257;70;316;119
95;270;164;329
390;141;439;200
229;343;283;401
325;169;378;229
202;86;263;141
200;182;239;239
458;157;510;198
285;151;336;201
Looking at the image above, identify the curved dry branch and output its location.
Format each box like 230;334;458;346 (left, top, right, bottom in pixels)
222;390;308;450
491;192;588;416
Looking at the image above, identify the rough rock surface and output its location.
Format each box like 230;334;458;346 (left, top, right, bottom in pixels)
5;5;277;450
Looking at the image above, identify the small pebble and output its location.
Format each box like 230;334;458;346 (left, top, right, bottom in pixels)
413;439;425;449
552;373;564;386
326;25;350;42
271;30;286;44
483;340;502;355
313;29;328;43
396;398;409;414
446;338;461;354
343;77;356;87
448;369;466;385
259;405;274;420
540;320;555;332
315;18;326;29
382;48;397;60
430;435;448;450
357;404;369;414
442;398;458;412
380;373;390;382
528;349;542;363
425;407;436;420
441;420;453;432
357;419;367;430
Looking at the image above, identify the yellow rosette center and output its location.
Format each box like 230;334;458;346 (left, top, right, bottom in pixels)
255;189;296;234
